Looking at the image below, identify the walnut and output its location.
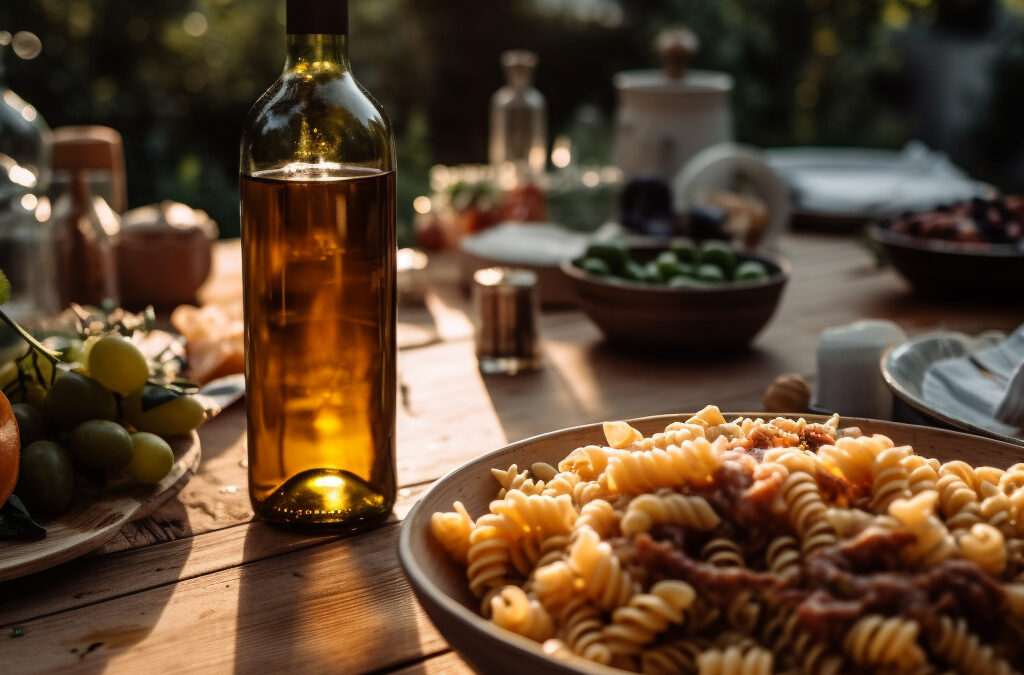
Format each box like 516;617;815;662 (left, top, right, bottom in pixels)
763;373;811;413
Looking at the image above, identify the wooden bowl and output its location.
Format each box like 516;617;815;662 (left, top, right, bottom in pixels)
869;225;1024;300
560;249;790;352
397;413;1024;674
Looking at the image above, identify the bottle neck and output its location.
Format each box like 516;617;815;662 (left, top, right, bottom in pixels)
504;64;534;89
284;34;350;75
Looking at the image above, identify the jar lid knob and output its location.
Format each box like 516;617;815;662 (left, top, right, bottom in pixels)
656;26;699;80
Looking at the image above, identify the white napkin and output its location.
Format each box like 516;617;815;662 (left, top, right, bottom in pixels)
775;141;983;218
923;324;1024;434
460;222;589;267
973;324;1024;382
995;362;1024;426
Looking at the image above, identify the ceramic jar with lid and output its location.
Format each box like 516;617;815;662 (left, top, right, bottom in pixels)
613;27;733;181
117;201;218;309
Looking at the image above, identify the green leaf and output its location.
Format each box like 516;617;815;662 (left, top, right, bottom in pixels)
141;382;185;412
0;270;10;306
0;495;46;540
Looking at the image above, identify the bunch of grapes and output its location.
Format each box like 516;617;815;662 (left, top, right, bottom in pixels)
9;335;205;516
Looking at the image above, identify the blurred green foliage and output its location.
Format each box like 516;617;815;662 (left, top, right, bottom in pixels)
1;0;1022;243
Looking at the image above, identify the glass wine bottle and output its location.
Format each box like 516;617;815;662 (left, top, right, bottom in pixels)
239;0;397;532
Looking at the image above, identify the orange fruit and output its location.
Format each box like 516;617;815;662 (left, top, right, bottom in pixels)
0;390;21;508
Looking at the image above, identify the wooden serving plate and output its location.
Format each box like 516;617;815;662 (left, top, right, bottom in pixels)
0;432;200;582
399;413;1024;675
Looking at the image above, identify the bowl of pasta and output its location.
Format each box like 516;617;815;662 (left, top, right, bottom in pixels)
398;405;1024;674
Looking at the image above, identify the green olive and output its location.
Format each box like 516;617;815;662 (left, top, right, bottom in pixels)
735;260;770;282
698;240;737;278
697;264;727;283
578;257;612;277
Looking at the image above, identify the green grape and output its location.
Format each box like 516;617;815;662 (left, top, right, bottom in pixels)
87;335;150;395
125;432;175;484
16;441;75;515
12;403;47;448
123;387;206;436
69;420;134;470
1;352;56;408
44;372;117;430
0;360;19;390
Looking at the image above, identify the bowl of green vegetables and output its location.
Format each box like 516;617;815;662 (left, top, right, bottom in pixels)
561;238;790;352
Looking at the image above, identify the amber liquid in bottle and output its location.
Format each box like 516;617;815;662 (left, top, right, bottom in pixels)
241;166;395;529
241;0;395;531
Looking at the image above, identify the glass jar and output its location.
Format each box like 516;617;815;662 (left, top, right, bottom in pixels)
489;50;547;178
50;168;121;308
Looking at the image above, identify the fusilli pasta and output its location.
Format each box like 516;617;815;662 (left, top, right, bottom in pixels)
430;407;1024;673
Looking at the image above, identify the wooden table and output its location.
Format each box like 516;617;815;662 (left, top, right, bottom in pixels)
2;233;1021;673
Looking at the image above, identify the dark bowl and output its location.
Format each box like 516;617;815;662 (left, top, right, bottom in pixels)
869;225;1024;300
560;248;790;352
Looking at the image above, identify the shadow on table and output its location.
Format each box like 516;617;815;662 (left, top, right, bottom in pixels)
232;522;329;672
0;501;195;670
232;516;423;672
477;334;787;444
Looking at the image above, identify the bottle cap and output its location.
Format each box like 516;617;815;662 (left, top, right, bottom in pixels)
287;0;348;35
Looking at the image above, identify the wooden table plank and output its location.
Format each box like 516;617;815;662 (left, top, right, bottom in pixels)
3;522;445;675
0;484;430;627
389;651;472;675
3;232;1022;674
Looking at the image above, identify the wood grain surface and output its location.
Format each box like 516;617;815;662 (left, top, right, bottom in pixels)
1;233;1022;674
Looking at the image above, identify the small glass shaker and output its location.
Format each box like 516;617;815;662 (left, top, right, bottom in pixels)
473;267;541;375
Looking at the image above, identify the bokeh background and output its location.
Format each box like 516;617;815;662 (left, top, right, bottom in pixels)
3;0;1023;244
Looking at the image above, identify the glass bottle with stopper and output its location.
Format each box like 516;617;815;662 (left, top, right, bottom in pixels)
0;34;59;330
50;128;123;309
239;0;397;532
489;50;547;178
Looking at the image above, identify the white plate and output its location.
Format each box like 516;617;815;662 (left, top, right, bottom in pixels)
882;331;1024;447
